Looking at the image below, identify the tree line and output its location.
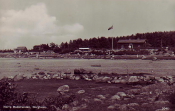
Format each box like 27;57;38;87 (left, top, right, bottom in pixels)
1;31;175;53
58;31;175;53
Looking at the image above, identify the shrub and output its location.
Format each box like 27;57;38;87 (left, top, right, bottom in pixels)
168;91;175;109
0;79;76;111
0;79;17;108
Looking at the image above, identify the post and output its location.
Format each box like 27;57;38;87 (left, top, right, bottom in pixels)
112;37;113;50
161;38;163;48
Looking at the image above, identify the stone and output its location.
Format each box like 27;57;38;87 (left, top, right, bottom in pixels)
80;103;87;109
127;89;140;95
77;90;85;94
111;95;120;100
52;74;59;79
38;72;45;75
72;107;80;111
75;76;81;80
102;77;111;82
119;104;128;111
127;103;139;107
95;77;104;82
128;76;139;83
154;100;170;105
116;92;127;97
94;98;103;103
141;103;149;107
107;105;116;109
13;74;24;81
97;95;106;100
71;100;79;106
62;104;70;110
57;85;69;95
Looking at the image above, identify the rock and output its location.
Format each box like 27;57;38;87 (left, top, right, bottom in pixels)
152;57;157;61
60;72;67;79
97;95;106;100
102;77;111;82
155;107;170;111
116;92;127;97
64;69;71;74
77;90;85;94
13;74;24;81
81;74;89;80
57;85;69;95
112;79;121;83
111;95;120;100
72;107;80;111
128;76;139;83
81;98;90;103
107;105;116;110
119;104;128;111
74;68;86;74
141;103;149;107
94;98;103;103
127;103;139;107
120;79;127;84
71;100;79;106
52;74;59;79
95;77;104;82
127;89;140;95
75;76;81;80
80;103;87;109
154;100;170;105
38;72;45;75
62;104;70;110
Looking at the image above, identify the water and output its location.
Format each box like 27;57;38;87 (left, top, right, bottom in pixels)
0;58;175;78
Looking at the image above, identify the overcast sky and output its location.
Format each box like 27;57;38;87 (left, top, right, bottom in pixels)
0;0;175;49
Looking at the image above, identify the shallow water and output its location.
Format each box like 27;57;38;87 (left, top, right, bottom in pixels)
0;58;175;78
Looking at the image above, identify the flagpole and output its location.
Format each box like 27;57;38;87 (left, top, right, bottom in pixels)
108;25;114;51
112;37;113;50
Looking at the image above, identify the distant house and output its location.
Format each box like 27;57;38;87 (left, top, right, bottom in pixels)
117;39;147;49
14;46;27;53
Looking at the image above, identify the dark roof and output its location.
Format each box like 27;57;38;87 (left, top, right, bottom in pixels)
15;46;27;50
117;39;146;44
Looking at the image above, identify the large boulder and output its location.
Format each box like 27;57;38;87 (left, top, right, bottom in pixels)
57;85;70;95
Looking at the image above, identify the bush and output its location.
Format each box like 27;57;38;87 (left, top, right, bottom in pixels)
0;79;76;111
168;92;175;109
0;79;17;108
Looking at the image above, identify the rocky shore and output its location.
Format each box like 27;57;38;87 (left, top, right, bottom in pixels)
2;69;175;111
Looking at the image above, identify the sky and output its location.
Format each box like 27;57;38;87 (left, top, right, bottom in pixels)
0;0;175;49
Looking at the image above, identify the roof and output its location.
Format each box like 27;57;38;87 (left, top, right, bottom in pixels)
117;39;146;44
79;48;90;50
15;46;27;50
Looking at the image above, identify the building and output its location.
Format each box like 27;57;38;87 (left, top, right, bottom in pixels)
117;39;147;49
79;48;91;52
14;46;27;53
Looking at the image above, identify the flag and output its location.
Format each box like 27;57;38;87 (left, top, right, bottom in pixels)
108;25;113;30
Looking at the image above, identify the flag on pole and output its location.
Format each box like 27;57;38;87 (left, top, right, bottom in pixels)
108;25;113;30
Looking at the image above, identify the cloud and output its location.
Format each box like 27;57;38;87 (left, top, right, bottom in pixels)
0;3;84;49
